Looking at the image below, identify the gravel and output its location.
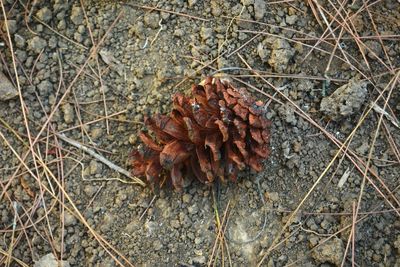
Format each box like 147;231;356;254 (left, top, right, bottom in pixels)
0;72;18;101
1;1;398;266
27;36;47;54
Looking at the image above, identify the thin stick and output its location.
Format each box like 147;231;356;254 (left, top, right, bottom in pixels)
352;202;356;266
33;15;88;50
56;133;145;187
139;195;157;220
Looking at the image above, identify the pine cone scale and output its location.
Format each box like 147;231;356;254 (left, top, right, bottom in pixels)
159;140;192;169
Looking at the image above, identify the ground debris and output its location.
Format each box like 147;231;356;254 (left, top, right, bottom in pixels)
34;253;70;267
0;72;18;101
320;78;368;121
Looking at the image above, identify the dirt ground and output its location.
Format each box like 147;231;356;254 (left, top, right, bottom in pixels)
1;0;400;266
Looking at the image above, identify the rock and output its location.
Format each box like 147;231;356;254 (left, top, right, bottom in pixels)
28;36;47;54
99;212;114;232
14;34;26;48
90;127;103;140
153;240;163;251
200;27;213;40
257;43;270;62
64;211;77;227
182;194;192;203
57;19;66;30
254;0;266;20
36;7;53;23
0;72;18;101
286;15;298;25
171;219;180;229
364;40;382;59
188;204;198;215
129;21;145;38
99;49;124;76
394;235;400;254
70;6;84;25
15;49;28;62
268;39;295;72
211;1;222;16
241;0;254;5
83;185;97;197
144;12;160;29
173;28;184;37
320;78;368;121
278;103;297;125
2;20;17;34
34;253;70;267
188;0;198;7
37;80;53;95
61;102;74;123
89;160;102;175
191;256;206;265
311;238;344;266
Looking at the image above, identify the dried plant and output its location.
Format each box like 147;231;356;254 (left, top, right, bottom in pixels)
131;76;271;191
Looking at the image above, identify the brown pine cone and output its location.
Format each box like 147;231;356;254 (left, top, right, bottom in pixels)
131;76;271;191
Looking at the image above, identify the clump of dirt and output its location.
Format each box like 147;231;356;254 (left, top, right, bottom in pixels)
0;0;399;266
0;71;18;100
320;78;368;121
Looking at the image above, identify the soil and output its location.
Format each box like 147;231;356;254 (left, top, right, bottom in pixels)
1;0;400;266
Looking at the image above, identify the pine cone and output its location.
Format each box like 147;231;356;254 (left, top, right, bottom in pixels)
131;76;271;191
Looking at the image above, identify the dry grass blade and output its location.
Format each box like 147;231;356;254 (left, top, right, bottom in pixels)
208;191;232;267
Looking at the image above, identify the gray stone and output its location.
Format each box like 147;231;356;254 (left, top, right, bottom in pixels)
182;194;192;203
188;0;198;7
254;0;266;20
311;238;344;266
364;40;382;59
257;43;270;61
143;12;160;29
37;80;53;95
241;0;254;5
36;7;53;23
89;160;103;175
0;72;18;101
200;27;213;40
28;36;47;54
90;127;103;140
14;34;25;48
64;211;77;227
191;256;206;265
15;49;27;63
34;253;70;267
57;19;66;30
153;240;163;251
286;15;298;25
2;20;17;34
61;102;74;123
268;39;295;72
70;6;84;25
171;219;180;228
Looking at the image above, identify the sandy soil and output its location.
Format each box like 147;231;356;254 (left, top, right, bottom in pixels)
0;0;400;266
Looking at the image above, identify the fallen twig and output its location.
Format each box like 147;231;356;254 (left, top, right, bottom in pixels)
57;133;146;187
